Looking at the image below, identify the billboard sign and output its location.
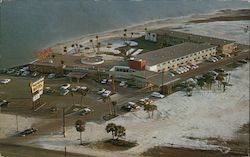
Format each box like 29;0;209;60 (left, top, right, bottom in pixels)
30;77;44;94
30;77;44;102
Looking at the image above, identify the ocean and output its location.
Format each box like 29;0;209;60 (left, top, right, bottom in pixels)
0;0;248;68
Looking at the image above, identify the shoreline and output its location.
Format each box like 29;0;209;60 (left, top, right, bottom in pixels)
50;8;250;55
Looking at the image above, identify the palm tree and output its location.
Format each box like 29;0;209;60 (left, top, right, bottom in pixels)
150;104;157;118
90;39;96;53
71;92;74;106
75;120;85;145
60;60;65;68
130;32;134;39
216;73;224;89
144;104;151;118
186;86;193;96
197;78;205;89
111;101;117;116
115;125;126;140
222;81;227;92
102;96;112;115
144;104;157;118
79;89;88;106
96;35;99;45
105;123;116;139
204;74;215;90
144;27;148;32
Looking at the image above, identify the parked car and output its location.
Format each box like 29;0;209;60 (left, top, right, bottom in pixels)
71;86;81;92
102;90;111;97
169;72;175;77
79;86;88;91
119;81;127;87
151;92;165;98
121;102;140;112
100;79;108;84
139;98;153;105
50;107;58;113
48;73;56;79
6;69;15;74
216;56;223;60
31;72;39;77
80;107;92;115
21;71;30;76
98;88;106;94
207;58;216;62
15;71;21;76
1;79;11;84
19;128;37;137
211;57;219;62
44;87;55;95
60;89;70;96
0;99;9;107
60;84;71;90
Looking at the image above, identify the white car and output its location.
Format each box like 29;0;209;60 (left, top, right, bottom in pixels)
81;107;92;115
211;57;219;61
80;86;88;90
98;88;106;94
128;102;136;106
101;79;108;84
151;92;165;98
60;89;69;96
60;84;71;90
102;90;111;97
1;79;11;84
71;86;81;92
176;69;182;74
119;81;127;87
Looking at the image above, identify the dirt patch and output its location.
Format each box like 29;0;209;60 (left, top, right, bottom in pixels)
88;139;137;151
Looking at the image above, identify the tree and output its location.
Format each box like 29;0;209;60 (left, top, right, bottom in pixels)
197;78;205;89
90;39;96;53
204;74;215;90
75;120;85;145
115;125;126;140
222;81;227;92
105;123;116;139
130;32;134;39
79;89;88;106
144;104;157;118
105;123;126;140
71;92;74;106
186;86;193;96
216;73;224;89
102;96;112;115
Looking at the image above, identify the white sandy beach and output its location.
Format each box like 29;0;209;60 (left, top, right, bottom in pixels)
31;63;249;157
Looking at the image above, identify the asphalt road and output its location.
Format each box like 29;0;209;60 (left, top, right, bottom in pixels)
0;143;94;157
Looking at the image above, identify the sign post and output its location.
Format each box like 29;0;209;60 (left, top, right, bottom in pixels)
29;77;44;111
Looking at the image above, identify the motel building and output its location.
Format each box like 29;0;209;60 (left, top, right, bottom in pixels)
133;42;217;72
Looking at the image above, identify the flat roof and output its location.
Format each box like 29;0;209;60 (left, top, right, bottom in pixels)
149;28;234;46
135;42;215;66
132;70;158;79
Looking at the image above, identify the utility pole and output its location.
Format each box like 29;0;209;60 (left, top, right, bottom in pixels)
64;146;67;157
16;114;19;132
62;108;66;137
161;68;165;94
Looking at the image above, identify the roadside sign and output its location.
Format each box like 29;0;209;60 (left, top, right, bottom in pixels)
32;93;41;102
30;77;44;94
